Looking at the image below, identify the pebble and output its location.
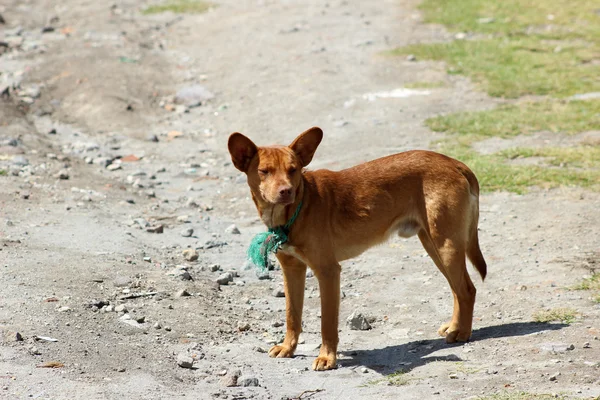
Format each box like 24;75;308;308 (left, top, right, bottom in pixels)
272;288;285;298
12;155;29;166
147;134;159;142
210;264;220;272
539;343;575;353
238;376;259;387
153;322;162;329
182;248;199;261
176;289;191;297
361;367;369;373
174;84;215;107
549;372;560;381
113;276;132;287
406;54;416;61
237;322;250;331
181;228;194;237
106;163;122;171
216;272;233;285
115;304;128;313
176;353;194;369
583;342;591;348
225;224;240;234
146;225;164;234
449;373;458;379
135;316;146;323
220;375;238;387
346;311;372;330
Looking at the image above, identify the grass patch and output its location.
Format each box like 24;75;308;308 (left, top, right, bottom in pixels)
500;146;600;168
366;369;411;386
391;39;599;98
572;274;600;290
142;0;211;15
426;100;600;141
0;169;6;176
440;144;600;193
418;0;600;41
533;307;578;324
571;274;600;303
391;0;600;98
404;81;446;89
476;391;568;400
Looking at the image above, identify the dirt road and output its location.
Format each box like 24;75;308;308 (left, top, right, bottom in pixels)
1;1;599;399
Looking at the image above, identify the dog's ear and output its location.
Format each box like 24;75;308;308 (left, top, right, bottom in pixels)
228;132;258;173
289;127;323;167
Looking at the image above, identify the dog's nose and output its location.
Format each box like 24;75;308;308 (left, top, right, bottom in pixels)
279;186;292;196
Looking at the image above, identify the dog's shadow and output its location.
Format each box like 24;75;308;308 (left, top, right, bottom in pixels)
339;322;567;374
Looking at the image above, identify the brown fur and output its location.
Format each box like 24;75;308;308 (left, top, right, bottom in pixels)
228;127;487;371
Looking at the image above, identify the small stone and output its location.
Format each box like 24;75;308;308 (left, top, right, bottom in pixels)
406;54;416;61
114;276;132;287
181;228;194;237
238;376;259;387
210;264;220;272
449;373;458;379
176;353;194;369
539;343;575;353
220;375;238;387
147;134;159;142
143;256;151;262
115;304;128;313
164;326;172;331
225;224;240;234
146;225;164;234
182;248;199;261
106;163;122;171
135;316;146;323
153;322;162;329
174;84;215;108
58;306;71;312
105;305;114;312
361;367;369;373
237;321;250;331
216;272;233;285
346;311;372;330
272;288;285;298
549;372;560;381
12;155;29;166
253;346;267;353
477;17;495;24
583;342;591;348
176;289;191;297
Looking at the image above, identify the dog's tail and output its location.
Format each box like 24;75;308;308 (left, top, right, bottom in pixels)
458;163;488;281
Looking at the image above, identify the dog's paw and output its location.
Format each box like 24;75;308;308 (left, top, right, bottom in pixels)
311;355;337;371
268;344;295;358
438;322;471;343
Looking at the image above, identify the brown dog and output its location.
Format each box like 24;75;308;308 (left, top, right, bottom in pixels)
228;127;487;371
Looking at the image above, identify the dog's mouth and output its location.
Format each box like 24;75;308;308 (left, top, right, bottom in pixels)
274;194;294;205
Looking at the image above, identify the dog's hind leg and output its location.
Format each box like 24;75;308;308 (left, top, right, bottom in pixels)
418;230;476;343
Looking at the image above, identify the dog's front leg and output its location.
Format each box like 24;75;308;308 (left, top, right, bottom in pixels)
269;253;307;358
312;263;341;371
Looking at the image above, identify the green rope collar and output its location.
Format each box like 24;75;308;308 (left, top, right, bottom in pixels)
247;201;303;271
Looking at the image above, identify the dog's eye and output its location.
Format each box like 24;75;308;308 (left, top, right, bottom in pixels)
258;169;268;175
288;167;297;174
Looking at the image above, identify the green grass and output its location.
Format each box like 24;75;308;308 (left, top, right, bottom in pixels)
404;81;446;89
142;0;211;14
476;392;568;400
426;100;600;141
571;274;600;303
0;169;6;176
500;146;600;168
440;144;600;193
366;369;411;386
418;0;600;41
391;39;600;98
391;0;600;98
533;308;579;324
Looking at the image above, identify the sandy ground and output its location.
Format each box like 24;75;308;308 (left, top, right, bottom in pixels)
1;1;599;399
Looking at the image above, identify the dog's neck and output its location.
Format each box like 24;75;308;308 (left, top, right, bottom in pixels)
253;178;305;229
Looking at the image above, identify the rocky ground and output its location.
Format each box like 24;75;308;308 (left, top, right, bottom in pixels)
1;1;599;399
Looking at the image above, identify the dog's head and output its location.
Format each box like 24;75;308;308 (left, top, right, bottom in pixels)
228;127;323;205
